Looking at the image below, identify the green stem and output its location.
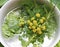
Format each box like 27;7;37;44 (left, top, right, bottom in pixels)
43;5;48;14
26;34;37;46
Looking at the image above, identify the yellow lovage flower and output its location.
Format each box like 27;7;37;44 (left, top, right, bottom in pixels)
40;19;44;23
19;22;25;27
39;24;41;27
42;25;46;30
33;29;36;33
31;17;35;21
33;20;38;26
42;17;46;20
29;26;32;29
38;31;42;34
32;26;36;29
29;22;33;26
36;13;40;17
36;27;42;34
36;27;41;31
27;20;31;24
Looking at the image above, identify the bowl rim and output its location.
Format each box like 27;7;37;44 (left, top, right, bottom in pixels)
0;0;60;47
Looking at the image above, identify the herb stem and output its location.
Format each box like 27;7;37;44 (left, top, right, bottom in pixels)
26;34;37;46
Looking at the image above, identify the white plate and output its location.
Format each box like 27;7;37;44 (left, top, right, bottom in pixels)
0;0;60;47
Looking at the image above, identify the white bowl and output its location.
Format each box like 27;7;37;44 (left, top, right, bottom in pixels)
0;0;60;47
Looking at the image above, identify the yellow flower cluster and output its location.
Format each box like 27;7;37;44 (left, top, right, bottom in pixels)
19;13;46;34
27;13;46;34
40;17;46;24
36;13;46;24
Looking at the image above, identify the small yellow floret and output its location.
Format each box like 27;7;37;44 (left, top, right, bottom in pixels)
36;27;42;34
32;29;36;33
31;17;35;21
40;19;44;23
38;31;42;34
36;13;40;17
41;25;46;30
36;27;41;32
29;26;32;29
42;17;46;20
29;22;33;26
19;22;25;27
32;26;36;29
39;25;41;27
27;20;31;24
33;20;38;26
